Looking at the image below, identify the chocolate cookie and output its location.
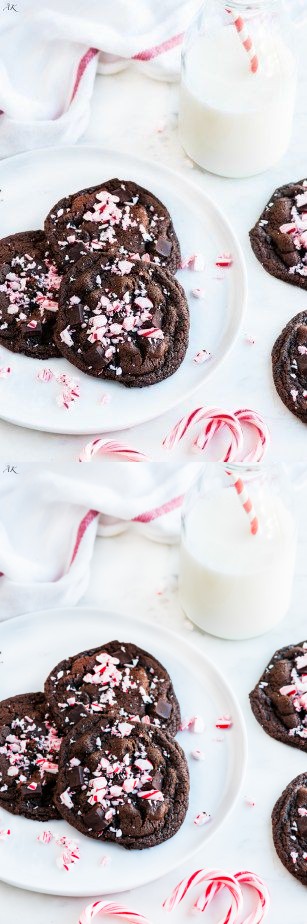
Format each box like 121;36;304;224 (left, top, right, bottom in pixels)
250;179;307;289
272;773;307;886
45;640;181;736
54;713;189;849
54;254;189;387
45;178;181;273
250;641;307;752
0;231;62;358
0;692;62;820
272;311;307;423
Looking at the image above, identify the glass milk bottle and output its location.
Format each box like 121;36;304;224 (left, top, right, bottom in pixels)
179;462;297;640
179;0;297;177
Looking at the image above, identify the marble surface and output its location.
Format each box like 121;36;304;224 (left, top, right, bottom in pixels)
2;29;307;924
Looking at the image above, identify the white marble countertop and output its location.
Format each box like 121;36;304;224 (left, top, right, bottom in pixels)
2;32;307;924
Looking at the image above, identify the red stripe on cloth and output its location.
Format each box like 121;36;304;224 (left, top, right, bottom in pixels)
70;47;99;102
132;494;184;524
132;32;184;61
70;509;99;565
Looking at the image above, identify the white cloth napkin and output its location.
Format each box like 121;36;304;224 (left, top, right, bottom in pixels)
0;458;201;619
0;0;201;157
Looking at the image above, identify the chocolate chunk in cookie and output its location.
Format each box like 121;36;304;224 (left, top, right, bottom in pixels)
0;231;62;359
272;310;307;423
250;179;307;289
54;713;189;849
272;773;307;886
45;179;181;274
0;692;62;820
45;640;181;736
250;641;307;752
54;253;189;387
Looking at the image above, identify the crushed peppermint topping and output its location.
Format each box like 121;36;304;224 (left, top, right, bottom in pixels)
194;811;211;826
215;253;232;268
215;715;233;730
193;349;211;364
48;645;173;731
0;246;61;348
0;705;61;808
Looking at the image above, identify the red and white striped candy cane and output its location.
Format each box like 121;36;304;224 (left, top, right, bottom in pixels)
163;868;243;922
234;410;270;463
78;439;149;464
163;407;243;460
194;870;269;924
78;900;151;924
192;409;243;460
235;871;270;924
162;406;208;450
226;8;259;73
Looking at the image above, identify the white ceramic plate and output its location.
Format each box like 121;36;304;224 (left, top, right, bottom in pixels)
0;608;247;897
0;146;247;434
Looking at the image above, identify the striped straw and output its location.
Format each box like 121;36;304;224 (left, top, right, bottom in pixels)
226;8;259;73
228;467;259;536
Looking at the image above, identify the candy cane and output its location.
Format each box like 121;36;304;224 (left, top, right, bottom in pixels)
235;871;270;924
192;409;243;459
162;406;209;450
163;407;243;459
78;900;151;924
234;410;270;463
226;9;259;73
162;406;270;461
197;871;270;924
163;869;243;922
78;439;149;464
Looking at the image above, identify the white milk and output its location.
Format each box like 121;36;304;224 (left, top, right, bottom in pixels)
179;28;297;177
179;487;296;639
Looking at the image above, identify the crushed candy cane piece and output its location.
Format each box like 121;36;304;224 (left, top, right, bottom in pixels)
137;789;164;802
99;855;110;867
191;287;205;298
37;829;53;844
245;334;256;345
215;715;233;729
245;797;256;807
215;253;233;268
0;828;10;840
191;749;205;761
99;393;111;406
181;253;205;271
194;812;211;826
56;372;79;387
36;367;54;382
56;382;80;410
0;366;12;378
56;845;80;872
60;788;73;809
180;715;205;733
193;349;211;364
